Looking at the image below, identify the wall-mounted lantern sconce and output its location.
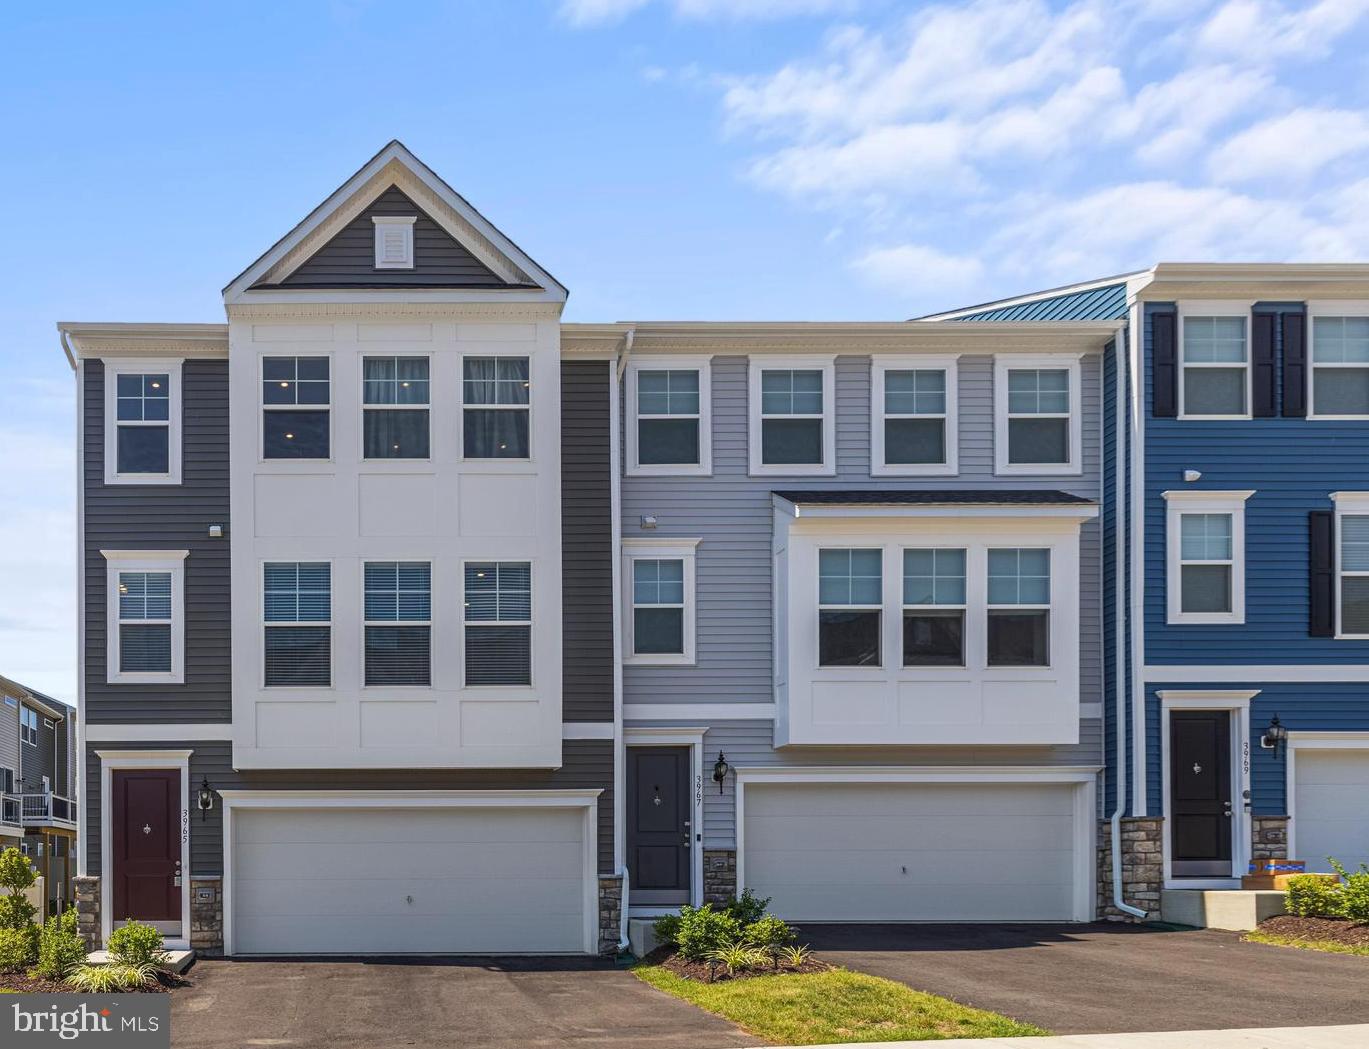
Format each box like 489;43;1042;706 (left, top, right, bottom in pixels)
1260;714;1288;758
197;777;215;820
712;751;731;794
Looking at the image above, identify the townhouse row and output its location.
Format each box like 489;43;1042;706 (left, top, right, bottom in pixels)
58;142;1369;956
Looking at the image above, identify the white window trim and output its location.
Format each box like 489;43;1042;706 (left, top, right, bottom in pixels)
871;354;960;478
460;558;535;689
624;727;707;914
900;546;968;668
986;547;1053;668
1163;490;1253;625
261;560;333;690
102;549;188;684
625;356;714;477
1177;301;1254;421
816;546;884;670
1331;491;1369;639
103;358;182;485
20;709;37;747
622;538;700;666
748;356;837;477
1307;302;1369;421
372;214;416;269
993;354;1083;476
259;353;333;463
459;353;534;463
359;352;433;462
361;559;434;690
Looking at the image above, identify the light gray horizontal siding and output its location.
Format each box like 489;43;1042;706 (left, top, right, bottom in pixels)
0;691;18;785
84;739;615;877
647;719;1105;850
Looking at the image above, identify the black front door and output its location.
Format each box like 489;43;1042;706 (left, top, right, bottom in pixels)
1171;711;1233;877
628;747;691;906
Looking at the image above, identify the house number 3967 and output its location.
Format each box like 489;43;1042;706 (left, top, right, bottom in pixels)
695;775;703;804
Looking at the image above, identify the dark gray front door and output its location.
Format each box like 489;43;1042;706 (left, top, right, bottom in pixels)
1171;711;1234;878
628;747;691;906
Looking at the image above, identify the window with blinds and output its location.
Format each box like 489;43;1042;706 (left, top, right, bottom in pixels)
117;571;173;673
364;562;432;686
463;357;530;458
464;562;532;685
264;562;331;687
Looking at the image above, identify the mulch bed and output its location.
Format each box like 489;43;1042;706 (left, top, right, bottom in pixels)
0;972;178;994
646;946;831;983
1257;914;1369;948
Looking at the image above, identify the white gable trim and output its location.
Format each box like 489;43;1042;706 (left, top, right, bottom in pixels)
223;141;566;303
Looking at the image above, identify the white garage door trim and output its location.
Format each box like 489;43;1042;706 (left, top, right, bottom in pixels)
1288;732;1369;869
736;766;1098;923
220;789;601;956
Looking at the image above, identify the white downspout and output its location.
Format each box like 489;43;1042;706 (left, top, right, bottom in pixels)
1109;325;1146;919
612;329;634;951
61;328;86;883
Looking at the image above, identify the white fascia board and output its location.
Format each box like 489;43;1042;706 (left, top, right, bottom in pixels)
736;765;1101;784
85;723;233;742
772;496;1098;521
1145;664;1369;683
216;789;601;807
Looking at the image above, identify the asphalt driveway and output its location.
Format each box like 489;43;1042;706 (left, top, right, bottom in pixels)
803;922;1369;1036
171;955;755;1049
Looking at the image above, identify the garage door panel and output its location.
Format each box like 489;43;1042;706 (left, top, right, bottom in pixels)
1296;750;1369;873
743;782;1080;922
232;806;587;954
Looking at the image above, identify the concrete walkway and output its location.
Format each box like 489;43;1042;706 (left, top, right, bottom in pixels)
784;1025;1369;1049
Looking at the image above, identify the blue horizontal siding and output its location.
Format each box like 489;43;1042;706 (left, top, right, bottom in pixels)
955;282;1128;322
1145;683;1369;816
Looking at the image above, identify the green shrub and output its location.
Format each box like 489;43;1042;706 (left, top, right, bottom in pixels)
674;905;742;962
107;920;169;968
1330;859;1369;923
0;846;38;971
725;888;771;926
1286;874;1343;918
743;914;797;952
0;927;36;974
780;943;812;967
36;909;87;979
65;963;152;993
708;942;767;976
652;912;682;946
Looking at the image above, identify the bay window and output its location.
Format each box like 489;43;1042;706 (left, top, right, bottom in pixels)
818;549;882;667
902;549;966;666
987;549;1051;666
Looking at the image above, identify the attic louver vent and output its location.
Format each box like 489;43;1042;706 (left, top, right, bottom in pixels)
372;215;416;269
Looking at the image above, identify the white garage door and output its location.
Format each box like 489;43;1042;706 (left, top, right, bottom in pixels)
231;807;587;954
1295;749;1369;873
743;782;1082;922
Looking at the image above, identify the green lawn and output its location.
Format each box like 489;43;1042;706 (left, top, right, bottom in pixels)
634;964;1048;1045
1244;930;1369;957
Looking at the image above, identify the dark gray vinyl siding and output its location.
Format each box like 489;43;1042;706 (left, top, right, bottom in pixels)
275;186;517;288
84;359;231;723
561;361;613;722
20;705;55;794
84;739;615;876
0;695;17;786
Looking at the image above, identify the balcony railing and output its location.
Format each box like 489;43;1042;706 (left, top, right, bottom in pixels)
0;794;19;828
20;793;77;827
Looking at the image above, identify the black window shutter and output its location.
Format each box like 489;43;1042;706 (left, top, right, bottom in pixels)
1283;312;1308;418
1310;510;1335;637
1252;312;1276;417
1152;309;1178;418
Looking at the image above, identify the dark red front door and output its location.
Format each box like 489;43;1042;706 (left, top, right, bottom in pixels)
111;770;180;922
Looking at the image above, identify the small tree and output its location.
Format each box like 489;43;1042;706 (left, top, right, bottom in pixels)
0;847;39;971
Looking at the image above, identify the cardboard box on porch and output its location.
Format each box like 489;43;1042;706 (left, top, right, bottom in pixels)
1248;858;1306;876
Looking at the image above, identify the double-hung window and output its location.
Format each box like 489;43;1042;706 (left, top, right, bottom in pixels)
1337;503;1369;637
103;550;186;683
873;357;958;475
987;549;1050;666
1311;315;1369;418
623;539;699;664
902;549;966;666
362;356;430;458
363;562;431;686
263;562;331;687
19;709;37;747
463;357;530;459
1181;314;1248;418
750;359;835;474
464;562;532;685
263;356;330;459
995;356;1080;473
1163;490;1251;624
104;359;181;484
629;360;711;473
817;549;882;667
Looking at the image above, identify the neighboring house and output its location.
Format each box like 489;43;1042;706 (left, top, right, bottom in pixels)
0;674;78;915
932;265;1369;916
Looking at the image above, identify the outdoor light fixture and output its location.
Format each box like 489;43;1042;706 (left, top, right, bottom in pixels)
712;751;730;794
197;777;215;820
1260;714;1288;757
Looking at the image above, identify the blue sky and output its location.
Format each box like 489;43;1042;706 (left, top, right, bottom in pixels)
4;0;1369;701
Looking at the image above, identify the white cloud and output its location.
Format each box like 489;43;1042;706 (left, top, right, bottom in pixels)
1208;108;1369;182
851;243;985;295
1195;0;1369;61
1114;65;1274;166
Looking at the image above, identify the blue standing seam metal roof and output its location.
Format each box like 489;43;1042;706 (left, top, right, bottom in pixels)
950;281;1129;322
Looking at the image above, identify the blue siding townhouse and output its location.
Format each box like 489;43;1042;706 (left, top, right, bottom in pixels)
930;264;1369;920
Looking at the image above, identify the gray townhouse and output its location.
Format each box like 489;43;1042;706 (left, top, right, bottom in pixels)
0;674;78;915
60;142;1125;957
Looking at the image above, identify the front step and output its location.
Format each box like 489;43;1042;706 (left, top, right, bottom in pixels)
1160;889;1285;931
88;949;195;974
627;918;663;959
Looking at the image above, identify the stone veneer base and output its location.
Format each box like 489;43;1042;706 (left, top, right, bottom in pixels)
703;849;737;905
1096;817;1163;921
598;874;623;954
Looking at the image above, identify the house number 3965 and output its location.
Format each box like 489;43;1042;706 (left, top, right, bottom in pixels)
181;809;190;845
